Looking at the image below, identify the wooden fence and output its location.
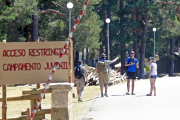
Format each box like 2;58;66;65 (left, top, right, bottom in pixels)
0;87;52;120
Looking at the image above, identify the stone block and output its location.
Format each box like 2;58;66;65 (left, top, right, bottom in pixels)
50;83;73;120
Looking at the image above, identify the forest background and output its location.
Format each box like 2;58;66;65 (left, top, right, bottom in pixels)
1;0;180;78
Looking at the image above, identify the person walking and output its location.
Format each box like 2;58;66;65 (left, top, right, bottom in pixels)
74;60;88;102
96;53;118;97
146;57;157;96
125;51;139;95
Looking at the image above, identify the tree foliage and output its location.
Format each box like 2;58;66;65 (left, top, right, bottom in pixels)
1;0;180;75
0;0;36;42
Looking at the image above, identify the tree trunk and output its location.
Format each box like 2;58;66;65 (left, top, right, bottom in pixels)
139;12;148;79
32;5;38;42
4;0;6;5
169;37;177;76
103;0;108;59
104;27;108;60
120;0;125;75
75;51;79;66
175;41;178;52
99;32;104;56
92;59;95;67
108;5;115;69
82;48;84;64
109;37;115;69
178;41;179;52
133;29;140;78
167;39;169;55
100;44;104;55
86;48;89;65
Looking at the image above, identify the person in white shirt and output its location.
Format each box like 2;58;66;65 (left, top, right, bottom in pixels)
147;57;157;96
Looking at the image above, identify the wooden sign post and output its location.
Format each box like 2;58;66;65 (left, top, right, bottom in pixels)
68;40;73;83
27;108;31;120
2;85;7;120
2;40;7;120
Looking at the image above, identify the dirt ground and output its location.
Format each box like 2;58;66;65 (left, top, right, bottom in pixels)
0;85;100;120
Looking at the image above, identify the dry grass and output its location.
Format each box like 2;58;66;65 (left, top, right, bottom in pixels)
0;85;100;120
0;86;31;119
72;85;100;120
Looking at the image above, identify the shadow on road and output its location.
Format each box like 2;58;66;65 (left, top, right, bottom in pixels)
110;94;148;97
136;95;147;97
82;118;95;120
111;95;126;96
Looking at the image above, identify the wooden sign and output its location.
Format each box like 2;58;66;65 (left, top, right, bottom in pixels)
0;41;73;85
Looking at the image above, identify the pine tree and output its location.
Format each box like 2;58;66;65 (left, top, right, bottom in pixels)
0;0;36;42
37;0;102;65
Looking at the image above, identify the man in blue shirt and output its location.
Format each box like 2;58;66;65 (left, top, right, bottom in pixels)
125;51;139;95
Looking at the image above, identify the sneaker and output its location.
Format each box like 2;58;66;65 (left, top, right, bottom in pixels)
101;93;104;97
104;93;108;97
131;93;136;95
78;98;83;102
126;92;130;95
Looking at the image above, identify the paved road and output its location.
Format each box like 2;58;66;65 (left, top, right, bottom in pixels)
84;76;180;120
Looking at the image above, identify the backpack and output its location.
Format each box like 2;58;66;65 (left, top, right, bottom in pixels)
75;65;84;79
97;61;106;74
124;58;131;71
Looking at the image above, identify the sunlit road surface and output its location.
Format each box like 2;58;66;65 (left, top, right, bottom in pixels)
84;76;180;120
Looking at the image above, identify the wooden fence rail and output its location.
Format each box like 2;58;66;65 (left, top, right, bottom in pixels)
0;114;45;120
22;88;52;95
0;95;45;102
0;88;51;120
21;109;51;116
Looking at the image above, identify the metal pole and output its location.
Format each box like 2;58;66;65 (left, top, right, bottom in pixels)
154;31;155;58
69;9;71;34
108;23;110;82
108;23;109;60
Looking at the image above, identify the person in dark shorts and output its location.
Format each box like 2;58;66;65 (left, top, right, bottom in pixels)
125;51;139;95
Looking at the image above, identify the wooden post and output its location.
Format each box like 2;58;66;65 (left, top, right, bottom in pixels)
35;39;41;110
36;39;40;89
2;85;7;120
30;89;38;116
68;40;72;83
27;108;31;120
2;40;7;120
31;99;36;112
37;84;40;89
